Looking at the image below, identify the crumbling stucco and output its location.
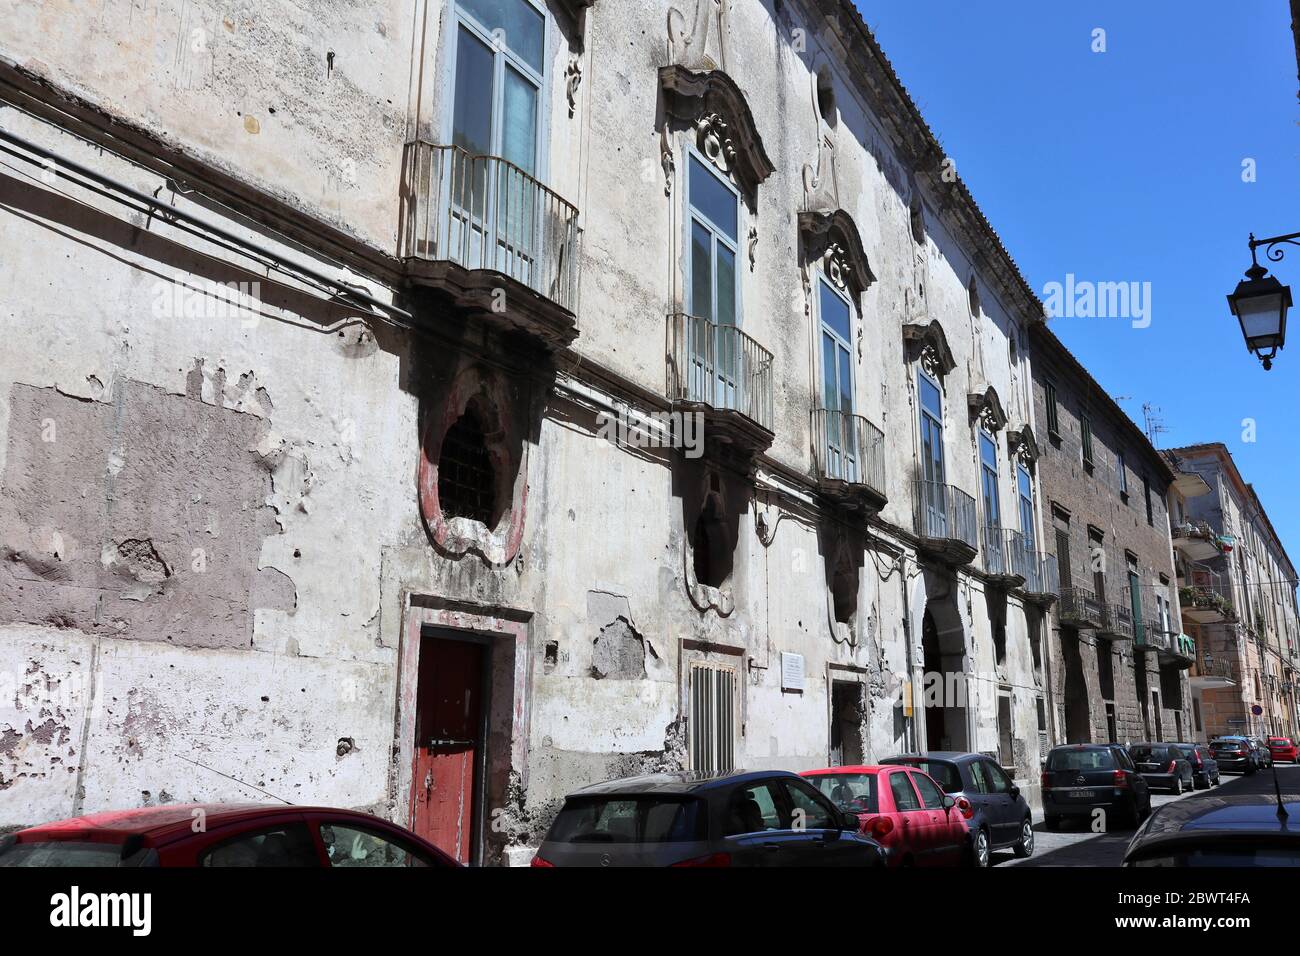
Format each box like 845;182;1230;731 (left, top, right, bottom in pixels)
0;381;295;648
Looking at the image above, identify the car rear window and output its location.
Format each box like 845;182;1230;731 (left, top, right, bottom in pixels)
1046;749;1115;771
1211;741;1243;752
0;840;133;867
807;773;878;813
1129;745;1158;760
882;760;962;793
547;796;706;844
1271;738;1294;747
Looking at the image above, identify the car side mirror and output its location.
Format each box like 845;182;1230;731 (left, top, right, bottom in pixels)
841;810;862;832
1009;785;1020;798
941;795;956;812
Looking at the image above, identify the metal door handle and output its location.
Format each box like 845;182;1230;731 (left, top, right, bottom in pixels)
763;843;781;852
429;738;474;747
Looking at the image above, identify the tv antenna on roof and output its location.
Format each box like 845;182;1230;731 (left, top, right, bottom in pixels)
1142;402;1168;447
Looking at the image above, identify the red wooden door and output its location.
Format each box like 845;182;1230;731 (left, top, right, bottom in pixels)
411;637;483;864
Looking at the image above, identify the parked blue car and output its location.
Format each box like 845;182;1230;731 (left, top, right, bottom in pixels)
880;752;1033;867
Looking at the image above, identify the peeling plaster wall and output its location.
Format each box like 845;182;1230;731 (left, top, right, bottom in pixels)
0;0;1052;847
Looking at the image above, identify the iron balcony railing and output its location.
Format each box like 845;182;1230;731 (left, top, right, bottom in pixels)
1099;603;1136;641
983;527;1035;581
399;141;581;312
1192;657;1240;683
1138;622;1174;653
812;408;886;496
667;313;774;431
1024;551;1060;598
913;480;979;552
1059;586;1104;628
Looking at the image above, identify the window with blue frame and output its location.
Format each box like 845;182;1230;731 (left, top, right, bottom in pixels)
686;155;740;408
979;431;1000;530
918;372;945;535
448;1;546;256
820;279;855;479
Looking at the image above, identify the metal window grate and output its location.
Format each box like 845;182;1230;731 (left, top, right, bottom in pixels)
689;662;737;776
438;410;497;525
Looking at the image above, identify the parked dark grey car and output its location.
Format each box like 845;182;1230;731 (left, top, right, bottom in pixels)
531;770;887;867
1041;744;1151;831
1208;737;1258;774
1173;742;1220;789
880;752;1033;867
1124;794;1300;866
1127;743;1194;794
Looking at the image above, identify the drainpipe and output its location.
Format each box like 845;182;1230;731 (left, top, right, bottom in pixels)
899;556;915;752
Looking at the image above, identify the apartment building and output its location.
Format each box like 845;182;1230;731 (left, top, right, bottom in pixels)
2;0;1064;863
1029;326;1192;748
1164;445;1300;742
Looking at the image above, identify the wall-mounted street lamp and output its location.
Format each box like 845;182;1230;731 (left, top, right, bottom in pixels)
1227;232;1294;370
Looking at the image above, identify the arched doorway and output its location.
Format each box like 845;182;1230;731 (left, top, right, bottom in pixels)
921;601;968;752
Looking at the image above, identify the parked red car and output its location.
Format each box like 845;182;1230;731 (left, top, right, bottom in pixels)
0;804;459;867
1267;736;1298;763
802;765;969;867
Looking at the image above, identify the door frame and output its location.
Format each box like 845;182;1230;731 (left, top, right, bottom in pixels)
410;628;492;864
396;599;532;865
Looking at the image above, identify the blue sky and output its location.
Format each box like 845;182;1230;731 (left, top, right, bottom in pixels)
856;1;1299;567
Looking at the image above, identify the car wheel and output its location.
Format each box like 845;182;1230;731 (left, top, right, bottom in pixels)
1213;775;1221;786
1012;818;1034;858
1173;776;1183;795
1044;814;1060;831
970;827;990;868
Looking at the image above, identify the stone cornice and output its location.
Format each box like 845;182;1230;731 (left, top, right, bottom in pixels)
815;0;1048;330
798;209;876;307
659;65;775;202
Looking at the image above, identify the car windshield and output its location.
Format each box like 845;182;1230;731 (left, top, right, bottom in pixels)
807;773;878;813
547;796;706;844
883;760;962;793
0;841;131;867
1047;749;1116;772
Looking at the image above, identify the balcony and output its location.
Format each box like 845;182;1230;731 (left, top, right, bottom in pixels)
399;141;582;350
1162;632;1197;668
1097;603;1135;643
1059;586;1105;629
1022;552;1060;605
1190;656;1240;688
1180;584;1236;625
982;527;1030;587
1171;521;1222;561
912;480;978;565
667;313;774;456
1136;621;1173;654
811;409;888;512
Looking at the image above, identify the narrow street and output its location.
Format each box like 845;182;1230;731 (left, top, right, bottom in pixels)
999;764;1300;867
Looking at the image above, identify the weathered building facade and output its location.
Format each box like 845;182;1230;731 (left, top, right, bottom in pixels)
0;0;1061;863
1164;445;1300;743
1030;326;1193;748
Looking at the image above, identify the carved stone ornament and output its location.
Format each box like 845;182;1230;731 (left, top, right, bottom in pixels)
565;55;583;117
747;225;758;271
802;63;839;214
967;385;1008;432
798;209;876;309
659;65;774;205
1007;425;1041;469
667;0;729;73
902;319;957;377
696;112;737;175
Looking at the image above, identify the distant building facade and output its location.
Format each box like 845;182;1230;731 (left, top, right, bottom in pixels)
1030;326;1192;747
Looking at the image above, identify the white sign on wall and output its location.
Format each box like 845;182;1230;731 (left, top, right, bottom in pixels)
780;652;805;692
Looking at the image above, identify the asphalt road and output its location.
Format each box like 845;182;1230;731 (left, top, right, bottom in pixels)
997;761;1300;867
